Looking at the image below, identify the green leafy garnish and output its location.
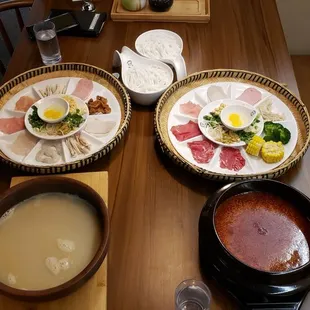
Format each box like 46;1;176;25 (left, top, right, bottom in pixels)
203;114;221;128
63;112;84;129
28;106;45;129
236;131;255;143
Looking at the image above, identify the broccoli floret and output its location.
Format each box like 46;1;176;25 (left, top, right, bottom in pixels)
263;121;291;144
264;135;274;142
279;127;291;145
264;122;283;134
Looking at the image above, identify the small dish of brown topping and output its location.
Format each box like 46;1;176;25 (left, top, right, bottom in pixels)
87;96;111;115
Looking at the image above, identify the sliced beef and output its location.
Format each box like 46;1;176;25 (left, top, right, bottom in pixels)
188;139;217;164
171;120;201;142
220;147;245;171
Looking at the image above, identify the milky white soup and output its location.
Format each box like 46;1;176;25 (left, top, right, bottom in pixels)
0;193;101;290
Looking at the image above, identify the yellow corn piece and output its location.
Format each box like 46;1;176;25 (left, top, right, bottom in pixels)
261;141;284;163
246;135;265;157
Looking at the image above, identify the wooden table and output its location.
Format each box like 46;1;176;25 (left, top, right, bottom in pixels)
1;0;309;309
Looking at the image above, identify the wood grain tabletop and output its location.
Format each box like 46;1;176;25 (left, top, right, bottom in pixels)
1;0;309;309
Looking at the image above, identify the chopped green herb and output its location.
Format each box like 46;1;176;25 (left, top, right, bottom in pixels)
63;112;84;129
28;106;45;129
203;114;221;128
236;131;255;143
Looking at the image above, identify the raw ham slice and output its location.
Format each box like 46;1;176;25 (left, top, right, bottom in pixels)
0;117;25;134
220;147;245;171
180;101;202;118
15;96;36;112
207;85;228;102
171;120;201;142
188;139;217;164
71;79;93;100
237;88;262;105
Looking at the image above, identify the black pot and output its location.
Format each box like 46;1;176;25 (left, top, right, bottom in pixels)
199;180;310;309
149;0;174;12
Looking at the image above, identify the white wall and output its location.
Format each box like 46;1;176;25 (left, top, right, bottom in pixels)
276;0;310;55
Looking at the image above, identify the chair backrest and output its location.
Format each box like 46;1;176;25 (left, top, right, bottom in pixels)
0;0;33;76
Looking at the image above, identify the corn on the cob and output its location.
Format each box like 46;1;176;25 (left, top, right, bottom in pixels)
246;136;265;156
261;141;284;163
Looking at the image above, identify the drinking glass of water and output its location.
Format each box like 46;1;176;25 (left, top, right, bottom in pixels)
33;21;62;65
175;279;211;310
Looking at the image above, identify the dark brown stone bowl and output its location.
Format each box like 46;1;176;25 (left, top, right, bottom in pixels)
199;180;310;299
0;176;109;302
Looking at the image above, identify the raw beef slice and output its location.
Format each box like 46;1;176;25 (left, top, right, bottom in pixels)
220;147;245;171
188;139;217;164
72;79;93;100
171;121;201;142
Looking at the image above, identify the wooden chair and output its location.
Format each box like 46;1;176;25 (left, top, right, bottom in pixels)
0;0;33;76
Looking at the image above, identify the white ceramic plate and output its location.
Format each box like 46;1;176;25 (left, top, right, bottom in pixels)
25;95;89;140
167;82;298;175
198;99;264;147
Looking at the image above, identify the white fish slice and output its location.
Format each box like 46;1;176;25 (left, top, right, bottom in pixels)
207;85;230;102
85;118;116;136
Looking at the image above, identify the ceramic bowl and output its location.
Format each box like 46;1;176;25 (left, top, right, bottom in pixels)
0;177;109;302
220;103;257;131
114;47;173;106
37;95;69;124
135;29;187;81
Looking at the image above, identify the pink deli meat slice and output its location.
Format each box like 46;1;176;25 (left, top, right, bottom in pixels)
15;96;36;112
220;147;245;171
188;139;217;164
171;121;201;142
0;117;25;134
237;88;262;105
180;101;202;118
71;79;93;100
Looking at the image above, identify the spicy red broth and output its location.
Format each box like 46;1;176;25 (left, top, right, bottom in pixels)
215;192;310;272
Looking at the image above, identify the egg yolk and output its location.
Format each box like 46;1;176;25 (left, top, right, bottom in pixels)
229;113;243;127
44;108;63;120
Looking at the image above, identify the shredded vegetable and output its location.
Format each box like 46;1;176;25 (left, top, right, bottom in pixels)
258;98;285;121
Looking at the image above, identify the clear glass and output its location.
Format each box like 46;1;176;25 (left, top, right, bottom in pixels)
175;279;212;310
33;21;62;65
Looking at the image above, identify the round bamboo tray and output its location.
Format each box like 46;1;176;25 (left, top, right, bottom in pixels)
155;69;310;181
0;63;131;174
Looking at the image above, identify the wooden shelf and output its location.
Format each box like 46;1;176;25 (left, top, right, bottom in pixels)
111;0;210;23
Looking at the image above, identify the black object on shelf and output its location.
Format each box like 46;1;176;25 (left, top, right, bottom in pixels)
26;10;107;41
49;10;107;38
149;0;174;12
198;180;310;310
